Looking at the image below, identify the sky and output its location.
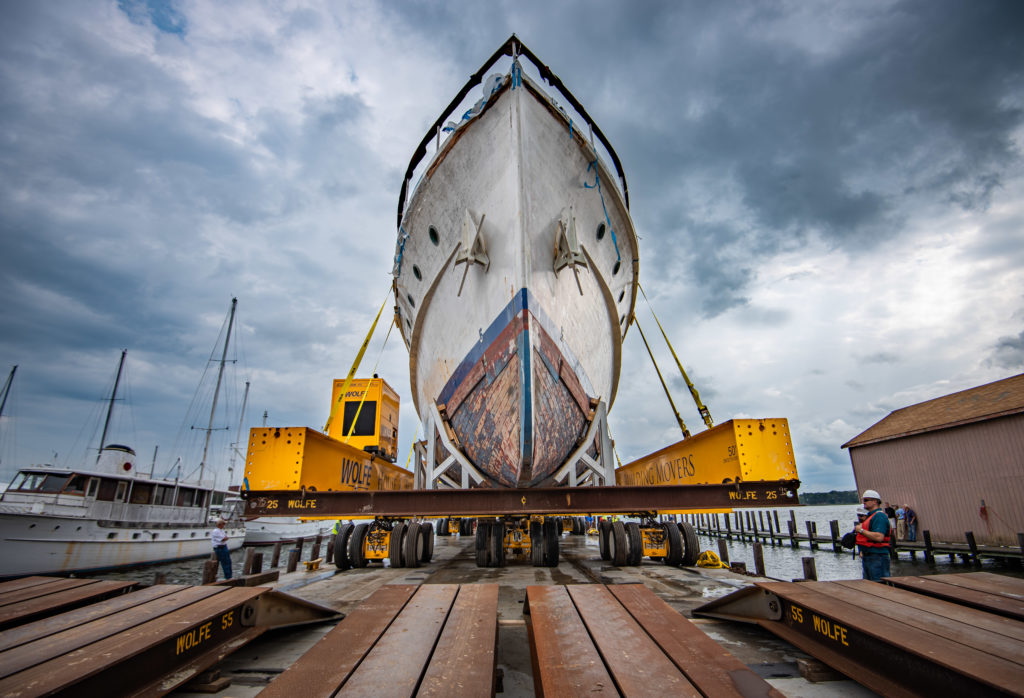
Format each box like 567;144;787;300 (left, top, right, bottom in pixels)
1;1;1022;493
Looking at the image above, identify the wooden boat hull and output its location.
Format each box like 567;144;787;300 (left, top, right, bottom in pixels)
394;64;638;488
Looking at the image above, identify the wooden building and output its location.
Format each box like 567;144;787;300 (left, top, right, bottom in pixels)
843;373;1024;546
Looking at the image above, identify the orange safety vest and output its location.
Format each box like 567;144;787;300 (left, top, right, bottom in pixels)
855;510;891;549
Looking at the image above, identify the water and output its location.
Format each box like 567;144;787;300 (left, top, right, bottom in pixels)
695;504;1024;581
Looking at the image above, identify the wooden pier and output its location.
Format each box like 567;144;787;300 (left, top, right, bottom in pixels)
683;510;1024;566
695;572;1024;697
0;576;339;697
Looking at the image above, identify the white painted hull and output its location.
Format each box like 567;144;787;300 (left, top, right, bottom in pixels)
0;511;244;578
243;518;331;545
394;66;638;487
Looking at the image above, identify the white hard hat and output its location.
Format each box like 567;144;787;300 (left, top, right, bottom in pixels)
862;489;881;502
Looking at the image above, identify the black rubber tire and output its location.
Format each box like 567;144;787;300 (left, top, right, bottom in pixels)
663;522;683;566
333;523;354;570
438;518;449;536
575;517;584;535
598;520;611;560
489;520;506;567
404;522;422;568
678;521;700;567
389;522;407;568
348;523;369;568
475;520;490;567
625;522;643;566
610;521;627;566
420;522;434;562
530;521;545;566
543;518;559;567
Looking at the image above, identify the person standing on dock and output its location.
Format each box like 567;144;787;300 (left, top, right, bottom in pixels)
855;490;891;581
895;505;907;540
904;505;918;542
211;517;232;580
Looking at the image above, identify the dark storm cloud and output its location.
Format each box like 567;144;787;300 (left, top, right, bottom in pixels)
988;330;1024;371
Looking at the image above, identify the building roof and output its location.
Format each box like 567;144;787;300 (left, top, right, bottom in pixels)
842;373;1024;449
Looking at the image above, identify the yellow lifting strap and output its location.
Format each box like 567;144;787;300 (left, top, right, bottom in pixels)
343;317;395;443
323;289;391;433
636;320;691;439
404;424;419;471
638;284;714;429
696;550;730;568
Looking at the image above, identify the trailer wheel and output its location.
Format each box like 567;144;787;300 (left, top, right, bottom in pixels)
333;523;354;570
598;520;611;560
475;520;490;567
609;521;627;566
543;518;559;567
420;522;434;562
662;522;683;566
349;523;369;568
678;521;700;567
489;520;506;568
389;522;407;568
529;521;544;566
437;518;449;537
404;522;422;568
625;522;643;565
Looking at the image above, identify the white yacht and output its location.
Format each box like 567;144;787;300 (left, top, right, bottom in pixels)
0;444;244;578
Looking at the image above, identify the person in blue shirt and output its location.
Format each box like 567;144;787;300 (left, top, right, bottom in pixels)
855;489;891;581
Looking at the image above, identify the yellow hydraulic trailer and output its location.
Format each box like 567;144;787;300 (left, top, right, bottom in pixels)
600;417;799;566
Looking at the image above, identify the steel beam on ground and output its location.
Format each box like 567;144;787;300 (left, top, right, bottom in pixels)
242;480;800;517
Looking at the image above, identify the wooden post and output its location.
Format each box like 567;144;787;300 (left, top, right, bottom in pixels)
738;512;746;541
923;530;934;563
294;537;305;562
830;520;841;553
767;515;776;546
326;539;335;564
202;559;218;585
758;511;766;540
311;534;323;562
773;510;781;538
717;538;730;565
252;552;263;574
787;519;797;548
801;557;818;581
965;531;981;566
753;542;766;577
270;542;282;568
806;521;817;551
725;515;732;541
243;547;256;575
286;548;300;573
789;510;797;529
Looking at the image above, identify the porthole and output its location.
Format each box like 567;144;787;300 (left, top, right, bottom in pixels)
612;260;621;275
596;223;606;241
429;226;440;246
107;532;117;539
412;265;422;281
407;294;416;308
132;533;140;539
618;290;625;303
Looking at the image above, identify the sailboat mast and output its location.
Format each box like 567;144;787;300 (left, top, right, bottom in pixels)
97;351;127;463
228;380;250;486
0;365;17;419
199;298;237;483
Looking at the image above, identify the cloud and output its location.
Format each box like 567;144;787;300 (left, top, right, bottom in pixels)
1;1;1023;495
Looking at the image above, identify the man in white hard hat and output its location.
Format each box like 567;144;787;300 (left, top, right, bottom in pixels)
854;489;891;581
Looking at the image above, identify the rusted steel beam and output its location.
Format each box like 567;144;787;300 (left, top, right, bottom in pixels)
242;480;800;517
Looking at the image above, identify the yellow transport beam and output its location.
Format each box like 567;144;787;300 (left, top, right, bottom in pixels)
244;427;413;518
615;418;798;512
